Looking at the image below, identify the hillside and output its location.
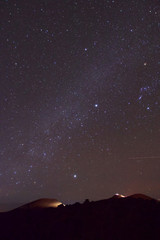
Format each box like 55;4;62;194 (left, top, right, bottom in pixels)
0;194;160;240
17;198;63;210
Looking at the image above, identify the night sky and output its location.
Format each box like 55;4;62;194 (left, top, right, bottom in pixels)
0;0;160;210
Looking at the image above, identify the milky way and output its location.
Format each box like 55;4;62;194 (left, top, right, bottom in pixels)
0;0;160;209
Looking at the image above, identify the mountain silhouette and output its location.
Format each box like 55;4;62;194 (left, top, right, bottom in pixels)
126;193;155;200
16;198;63;210
0;193;160;240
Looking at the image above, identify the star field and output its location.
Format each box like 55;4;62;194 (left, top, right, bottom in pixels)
0;0;160;209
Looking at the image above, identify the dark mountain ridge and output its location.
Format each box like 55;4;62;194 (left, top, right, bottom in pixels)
0;194;160;240
15;198;63;210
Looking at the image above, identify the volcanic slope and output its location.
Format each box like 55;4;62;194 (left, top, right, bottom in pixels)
0;194;160;240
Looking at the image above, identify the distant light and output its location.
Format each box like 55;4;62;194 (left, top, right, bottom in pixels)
84;48;88;51
144;62;147;66
73;174;77;178
48;201;64;208
94;104;98;108
115;193;125;198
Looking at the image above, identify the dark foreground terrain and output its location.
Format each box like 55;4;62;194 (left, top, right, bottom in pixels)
0;194;160;240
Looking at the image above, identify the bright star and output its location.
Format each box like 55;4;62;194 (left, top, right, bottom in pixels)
138;95;142;100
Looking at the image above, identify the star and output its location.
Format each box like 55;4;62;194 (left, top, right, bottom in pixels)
0;0;159;210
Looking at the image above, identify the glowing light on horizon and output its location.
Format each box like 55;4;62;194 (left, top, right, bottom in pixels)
47;201;64;208
115;193;126;198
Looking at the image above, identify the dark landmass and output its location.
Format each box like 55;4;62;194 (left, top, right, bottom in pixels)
0;194;160;240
